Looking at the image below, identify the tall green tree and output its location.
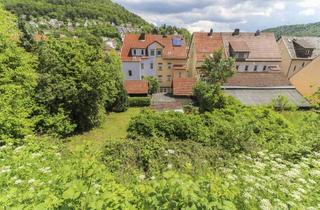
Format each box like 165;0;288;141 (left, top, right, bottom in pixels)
35;38;121;134
0;7;37;142
200;48;235;85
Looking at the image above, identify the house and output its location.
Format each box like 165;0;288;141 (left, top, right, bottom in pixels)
223;67;310;107
187;29;224;78
277;36;320;78
187;29;309;107
124;80;148;96
121;33;188;93
290;56;320;97
221;29;282;72
172;78;197;96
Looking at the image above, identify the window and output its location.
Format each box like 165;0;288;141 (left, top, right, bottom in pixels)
158;63;163;71
157;50;162;56
236;65;239;71
141;76;144;79
133;49;136;55
245;65;249;71
263;66;267;71
254;65;258;71
141;49;145;55
150;63;154;69
150;50;155;56
158;75;163;82
179;72;182;78
141;63;144;69
128;70;132;76
168;63;172;70
167;75;171;81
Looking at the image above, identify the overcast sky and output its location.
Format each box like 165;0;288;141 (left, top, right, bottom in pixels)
113;0;320;32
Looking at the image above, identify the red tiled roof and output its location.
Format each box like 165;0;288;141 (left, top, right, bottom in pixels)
121;34;188;62
224;71;292;87
124;80;148;94
222;32;281;61
173;78;197;96
193;32;224;62
229;40;250;52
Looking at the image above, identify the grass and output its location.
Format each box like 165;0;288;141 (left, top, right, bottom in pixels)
67;108;142;151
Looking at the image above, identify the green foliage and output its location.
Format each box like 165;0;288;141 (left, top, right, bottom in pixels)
193;82;230;113
200;48;235;84
112;83;129;113
0;7;37;142
271;95;296;111
128;97;151;107
263;22;320;39
3;0;149;26
145;76;159;94
153;24;192;44
35;38;121;135
127;106;308;157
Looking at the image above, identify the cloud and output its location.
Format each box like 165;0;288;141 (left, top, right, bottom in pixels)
113;0;320;32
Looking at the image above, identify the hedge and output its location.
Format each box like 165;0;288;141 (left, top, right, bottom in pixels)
128;97;151;107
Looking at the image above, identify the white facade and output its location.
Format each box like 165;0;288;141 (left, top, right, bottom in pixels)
122;43;158;80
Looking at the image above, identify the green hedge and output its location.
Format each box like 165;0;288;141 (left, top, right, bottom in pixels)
128;97;151;107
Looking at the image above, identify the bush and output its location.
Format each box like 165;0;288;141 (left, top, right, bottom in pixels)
128;97;151;107
145;76;159;94
193;81;229;113
271;95;296;111
112;84;128;112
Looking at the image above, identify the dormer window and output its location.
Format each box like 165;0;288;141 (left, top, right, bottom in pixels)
157;50;162;56
150;50;155;56
293;40;314;58
229;41;250;61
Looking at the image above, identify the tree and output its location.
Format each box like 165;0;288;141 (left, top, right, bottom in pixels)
35;38;121;134
0;7;37;142
200;48;235;85
193;82;228;113
145;76;159;94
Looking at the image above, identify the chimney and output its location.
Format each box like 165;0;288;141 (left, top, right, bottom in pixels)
208;28;213;36
139;33;145;41
255;30;261;36
232;29;240;36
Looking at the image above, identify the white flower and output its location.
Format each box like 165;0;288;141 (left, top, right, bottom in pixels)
167;164;173;169
28;179;35;184
260;199;272;210
14;146;24;153
31;153;41;158
310;169;320;177
150;176;155;180
0;166;11;174
0;145;7;150
15;179;23;185
39;167;51;174
297;178;307;184
167;149;175;154
138;174;145;180
291;191;302;201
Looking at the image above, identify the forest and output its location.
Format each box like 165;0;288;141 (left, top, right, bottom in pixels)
1;2;320;210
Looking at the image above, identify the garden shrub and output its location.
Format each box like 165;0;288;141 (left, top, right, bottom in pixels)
128;97;151;107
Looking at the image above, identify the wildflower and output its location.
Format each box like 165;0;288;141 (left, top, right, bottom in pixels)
0;166;11;174
31;153;41;158
15;179;23;185
0;145;7;150
28;179;35;184
167;163;173;169
297;178;307;184
260;199;272;210
291;191;302;201
39;167;51;174
167;149;175;154
14;146;24;153
138;174;145;180
310;169;320;177
150;176;155;180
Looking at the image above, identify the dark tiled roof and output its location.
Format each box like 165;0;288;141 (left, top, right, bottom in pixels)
281;36;320;59
222;32;281;61
224;71;291;87
124;80;148;94
172;78;197;96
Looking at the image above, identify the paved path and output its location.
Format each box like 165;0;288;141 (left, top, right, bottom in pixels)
151;93;183;111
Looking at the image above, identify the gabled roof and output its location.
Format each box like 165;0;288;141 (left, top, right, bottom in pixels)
192;32;224;62
280;36;320;59
121;34;188;62
172;78;197;96
229;40;250;52
222;32;281;61
224;71;291;87
124;80;148;95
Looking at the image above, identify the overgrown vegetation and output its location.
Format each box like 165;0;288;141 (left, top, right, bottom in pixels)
128;97;151;107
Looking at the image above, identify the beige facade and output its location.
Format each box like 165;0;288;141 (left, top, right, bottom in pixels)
290;57;320;97
278;38;312;78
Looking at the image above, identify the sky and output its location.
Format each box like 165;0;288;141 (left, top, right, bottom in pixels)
113;0;320;32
